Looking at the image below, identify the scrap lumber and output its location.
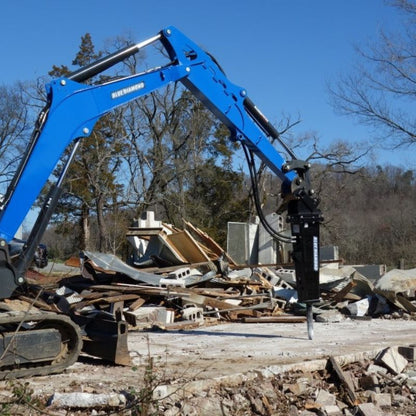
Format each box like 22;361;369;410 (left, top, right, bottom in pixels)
183;219;237;264
242;316;307;323
329;281;357;303
328;356;360;406
18;295;58;312
165;230;210;263
70;293;140;310
128;297;146;311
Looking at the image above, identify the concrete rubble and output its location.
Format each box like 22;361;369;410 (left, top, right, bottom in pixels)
149;347;416;415
13;212;416;414
19;212;416;337
27;212;414;332
33;344;415;414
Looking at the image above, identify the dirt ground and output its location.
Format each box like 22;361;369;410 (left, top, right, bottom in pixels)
19;318;416;396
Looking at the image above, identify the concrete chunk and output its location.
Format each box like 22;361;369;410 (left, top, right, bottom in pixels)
315;389;336;406
124;306;174;327
344;298;369;316
322;404;343;416
49;392;126;408
370;392;391;407
357;403;382;416
366;363;387;376
315;310;344;323
376;347;408;374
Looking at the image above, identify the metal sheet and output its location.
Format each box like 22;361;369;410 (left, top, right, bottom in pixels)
83;251;162;286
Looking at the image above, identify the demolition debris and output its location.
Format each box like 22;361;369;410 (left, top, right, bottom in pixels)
4;213;416;414
24;213;416;334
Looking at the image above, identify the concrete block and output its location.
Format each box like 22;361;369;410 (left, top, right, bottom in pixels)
182;306;204;323
124;306;174;327
320;245;339;261
398;345;416;362
254;267;281;286
366;364;387;375
159;267;202;288
315;310;344;323
49;392;126;408
275;268;296;285
357;403;382;416
344;298;369;316
228;268;252;280
376;347;408;374
370;392;391;407
315;389;336;406
321;404;343;416
138;210;162;228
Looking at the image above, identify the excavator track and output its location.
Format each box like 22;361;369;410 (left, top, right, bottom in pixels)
0;310;82;379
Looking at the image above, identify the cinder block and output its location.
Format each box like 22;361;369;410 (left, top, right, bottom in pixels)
124;306;174;327
182;306;204;323
398;345;416;362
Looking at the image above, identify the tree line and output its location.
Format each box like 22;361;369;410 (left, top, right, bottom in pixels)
0;0;415;268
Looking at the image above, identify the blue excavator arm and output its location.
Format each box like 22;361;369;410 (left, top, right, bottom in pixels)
0;27;322;321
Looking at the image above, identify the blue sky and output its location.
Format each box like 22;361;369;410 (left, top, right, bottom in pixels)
1;0;409;167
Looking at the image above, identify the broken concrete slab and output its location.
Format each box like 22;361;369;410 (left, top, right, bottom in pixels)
321;404;343;416
48;392;126;408
356;402;382;416
227;221;259;265
376;347;409;375
315;309;344;323
315;388;337;406
370;392;391;407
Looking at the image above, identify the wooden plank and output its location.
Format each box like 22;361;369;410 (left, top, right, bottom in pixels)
71;293;140;309
128;297;146;311
166;230;210;263
184;220;236;265
328;356;360;406
242;316;307;323
18;296;57;312
330;281;357;302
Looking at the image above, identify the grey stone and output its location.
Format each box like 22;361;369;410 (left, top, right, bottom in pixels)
370;392;391;407
376;347;408;374
357;402;383;416
315;388;336;406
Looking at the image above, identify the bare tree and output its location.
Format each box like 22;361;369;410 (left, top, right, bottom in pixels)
329;0;416;149
0;84;30;191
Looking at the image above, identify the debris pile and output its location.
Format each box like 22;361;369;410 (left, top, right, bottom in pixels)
155;347;416;416
37;345;416;414
23;214;416;332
